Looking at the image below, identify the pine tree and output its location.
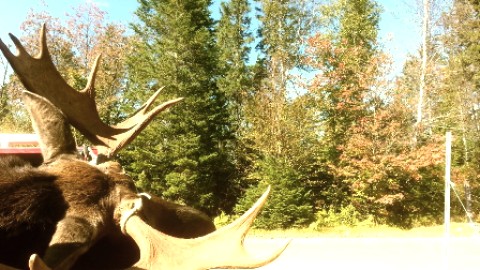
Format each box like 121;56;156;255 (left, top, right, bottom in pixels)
325;0;380;153
216;0;252;129
234;157;314;229
251;0;306;156
233;0;316;228
122;0;236;215
215;0;255;202
308;0;381;209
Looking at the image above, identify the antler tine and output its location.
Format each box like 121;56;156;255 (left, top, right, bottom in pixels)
0;39;13;61
143;87;165;112
104;97;184;157
123;187;290;270
0;35;24;67
38;23;49;59
0;24;182;160
29;255;51;270
218;185;271;236
118;87;174;128
8;33;30;58
83;54;102;99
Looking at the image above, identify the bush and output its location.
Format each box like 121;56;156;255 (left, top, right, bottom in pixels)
234;157;314;229
214;211;236;228
310;204;366;230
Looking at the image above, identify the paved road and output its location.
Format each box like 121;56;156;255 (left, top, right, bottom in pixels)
239;237;480;270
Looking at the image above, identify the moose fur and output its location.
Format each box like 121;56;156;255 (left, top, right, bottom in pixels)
0;156;215;269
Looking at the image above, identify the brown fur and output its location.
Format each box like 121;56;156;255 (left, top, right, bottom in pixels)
0;156;215;269
0;157;65;269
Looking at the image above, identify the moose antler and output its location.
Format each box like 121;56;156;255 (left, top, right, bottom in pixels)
25;187;289;270
122;186;290;270
0;24;182;159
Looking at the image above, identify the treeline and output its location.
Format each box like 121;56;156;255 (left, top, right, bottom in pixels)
0;0;479;229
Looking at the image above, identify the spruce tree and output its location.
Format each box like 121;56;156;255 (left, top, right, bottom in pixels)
234;0;315;228
309;0;381;209
122;0;236;215
215;0;256;207
322;0;380;157
216;0;252;128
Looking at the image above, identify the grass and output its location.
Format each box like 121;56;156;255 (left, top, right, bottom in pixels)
248;222;480;238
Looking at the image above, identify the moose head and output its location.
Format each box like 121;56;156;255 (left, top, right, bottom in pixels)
0;25;288;270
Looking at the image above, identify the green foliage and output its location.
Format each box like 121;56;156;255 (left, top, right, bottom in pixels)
5;0;479;230
216;0;252;121
255;0;307;69
122;0;238;216
310;0;381;150
306;0;382;211
213;211;236;228
309;204;364;229
438;0;480;175
215;0;256;206
235;157;314;229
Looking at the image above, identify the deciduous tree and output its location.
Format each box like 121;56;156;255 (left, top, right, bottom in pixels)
0;2;130;138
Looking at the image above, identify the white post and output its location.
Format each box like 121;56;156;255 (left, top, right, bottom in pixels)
445;131;452;237
443;131;452;270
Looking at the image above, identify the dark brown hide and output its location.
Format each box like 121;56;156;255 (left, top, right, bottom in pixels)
139;196;215;238
0;156;66;269
72;198;216;269
0;156;118;269
73;163;215;269
0;156;215;269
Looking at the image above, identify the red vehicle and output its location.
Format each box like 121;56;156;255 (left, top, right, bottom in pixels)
0;133;95;165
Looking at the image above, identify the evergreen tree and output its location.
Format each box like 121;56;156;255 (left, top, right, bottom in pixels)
234;157;314;229
250;0;307;156
233;0;316;228
215;0;255;202
322;0;380;158
216;0;252;129
308;0;381;209
122;0;237;215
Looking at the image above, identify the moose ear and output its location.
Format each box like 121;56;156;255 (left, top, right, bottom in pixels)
22;91;77;163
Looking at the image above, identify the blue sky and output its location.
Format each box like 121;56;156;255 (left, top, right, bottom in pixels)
0;0;449;76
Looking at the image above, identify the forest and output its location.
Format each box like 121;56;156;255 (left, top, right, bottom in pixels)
0;0;478;229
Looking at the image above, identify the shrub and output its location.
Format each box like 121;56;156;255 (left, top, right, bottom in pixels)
310;204;364;230
234;157;314;229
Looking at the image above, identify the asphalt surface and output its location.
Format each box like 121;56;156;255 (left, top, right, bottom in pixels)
238;237;480;270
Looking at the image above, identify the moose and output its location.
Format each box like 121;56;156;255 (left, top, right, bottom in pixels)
0;25;288;270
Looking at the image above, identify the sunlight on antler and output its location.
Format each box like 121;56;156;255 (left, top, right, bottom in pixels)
0;24;183;159
122;187;290;270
